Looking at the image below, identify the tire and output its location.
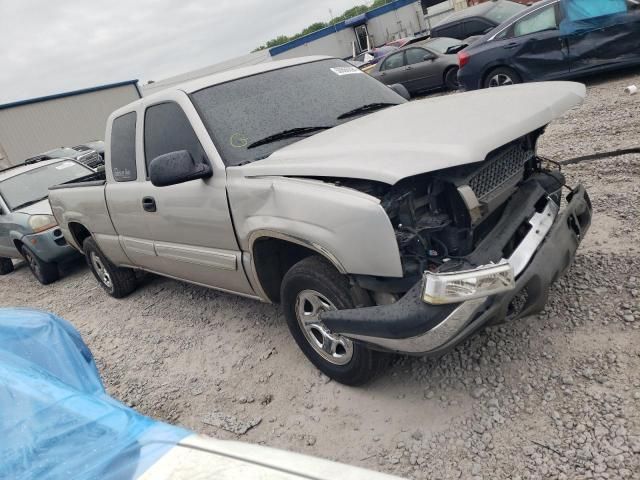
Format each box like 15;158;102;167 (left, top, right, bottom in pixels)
281;256;387;386
444;66;460;90
0;257;14;275
21;245;59;285
83;237;137;298
484;67;521;89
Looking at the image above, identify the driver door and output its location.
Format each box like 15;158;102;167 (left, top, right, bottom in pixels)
403;47;440;92
136;94;254;296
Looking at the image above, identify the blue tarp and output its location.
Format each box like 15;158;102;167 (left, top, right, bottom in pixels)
560;0;630;34
0;308;190;480
564;0;627;21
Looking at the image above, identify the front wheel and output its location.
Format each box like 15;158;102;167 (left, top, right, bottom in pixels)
281;256;386;386
484;67;521;89
21;246;59;285
83;237;137;298
0;257;14;275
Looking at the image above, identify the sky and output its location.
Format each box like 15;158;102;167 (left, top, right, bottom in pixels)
0;0;365;104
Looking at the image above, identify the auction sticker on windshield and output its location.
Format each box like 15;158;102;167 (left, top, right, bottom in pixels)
330;66;363;76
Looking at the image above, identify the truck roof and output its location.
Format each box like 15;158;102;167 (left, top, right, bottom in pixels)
0;159;68;182
113;56;334;117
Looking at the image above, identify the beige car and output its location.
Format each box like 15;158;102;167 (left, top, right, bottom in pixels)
49;56;592;386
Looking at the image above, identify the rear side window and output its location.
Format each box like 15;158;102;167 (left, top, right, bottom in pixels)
143;102;208;173
110;112;137;182
463;19;493;36
405;48;429;65
381;51;405;71
514;5;558;37
433;23;463;39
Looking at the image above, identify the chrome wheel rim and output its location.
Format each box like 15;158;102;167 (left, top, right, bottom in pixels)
295;289;353;365
24;251;40;279
488;73;514;88
90;251;112;290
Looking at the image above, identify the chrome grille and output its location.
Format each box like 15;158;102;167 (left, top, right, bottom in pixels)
469;144;532;200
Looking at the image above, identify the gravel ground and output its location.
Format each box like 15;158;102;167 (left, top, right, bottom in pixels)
2;67;640;479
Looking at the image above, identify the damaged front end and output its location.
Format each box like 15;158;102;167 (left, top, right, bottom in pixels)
321;131;592;355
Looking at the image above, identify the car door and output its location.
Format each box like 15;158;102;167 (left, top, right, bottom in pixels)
0;196;18;258
506;2;570;81
104;110;160;269
375;51;408;86
403;47;441;92
136;95;255;297
561;0;637;73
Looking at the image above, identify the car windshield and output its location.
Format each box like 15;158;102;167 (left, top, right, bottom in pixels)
0;160;91;210
45;148;79;158
190;59;405;166
427;37;463;54
486;1;527;23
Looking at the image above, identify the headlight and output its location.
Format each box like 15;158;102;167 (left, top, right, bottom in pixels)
423;261;515;305
28;214;58;233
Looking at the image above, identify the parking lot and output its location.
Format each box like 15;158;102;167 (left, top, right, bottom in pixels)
2;67;640;479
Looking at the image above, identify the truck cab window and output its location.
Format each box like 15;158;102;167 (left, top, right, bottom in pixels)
110;112;137;182
143;102;208;174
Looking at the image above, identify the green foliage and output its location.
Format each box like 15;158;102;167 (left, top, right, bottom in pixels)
253;0;392;52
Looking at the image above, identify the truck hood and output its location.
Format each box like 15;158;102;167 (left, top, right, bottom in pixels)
238;82;585;185
14;199;53;216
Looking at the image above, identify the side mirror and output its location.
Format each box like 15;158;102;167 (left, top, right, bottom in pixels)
390;83;411;100
424;54;436;61
149;150;212;187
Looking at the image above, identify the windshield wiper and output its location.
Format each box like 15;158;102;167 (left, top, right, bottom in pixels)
247;126;333;149
337;102;399;120
13;196;49;210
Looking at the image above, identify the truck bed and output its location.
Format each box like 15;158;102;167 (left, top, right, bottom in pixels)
48;170;106;190
48;171;116;254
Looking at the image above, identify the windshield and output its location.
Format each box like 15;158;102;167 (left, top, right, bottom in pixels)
0;160;91;210
45;148;79;158
427;37;463;54
486;1;527;23
190;59;406;166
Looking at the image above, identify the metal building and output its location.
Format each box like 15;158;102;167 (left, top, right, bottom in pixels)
0;80;141;167
269;0;428;61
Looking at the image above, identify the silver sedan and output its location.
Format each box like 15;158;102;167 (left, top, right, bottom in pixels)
369;37;465;95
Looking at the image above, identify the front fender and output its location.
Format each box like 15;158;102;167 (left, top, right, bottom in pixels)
227;175;403;278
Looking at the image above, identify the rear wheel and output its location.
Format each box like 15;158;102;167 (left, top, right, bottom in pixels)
281;256;387;385
484;67;521;88
0;257;14;275
21;246;59;285
444;66;460;90
83;237;137;298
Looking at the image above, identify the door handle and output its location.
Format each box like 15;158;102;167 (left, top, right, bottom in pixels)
405;66;413;70
503;42;519;49
142;196;157;213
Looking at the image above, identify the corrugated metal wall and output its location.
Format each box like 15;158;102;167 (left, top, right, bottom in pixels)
0;84;140;165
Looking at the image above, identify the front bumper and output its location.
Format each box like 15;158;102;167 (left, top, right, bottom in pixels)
21;227;80;263
321;185;592;355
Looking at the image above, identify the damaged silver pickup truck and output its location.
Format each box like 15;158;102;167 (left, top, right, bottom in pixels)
48;56;592;385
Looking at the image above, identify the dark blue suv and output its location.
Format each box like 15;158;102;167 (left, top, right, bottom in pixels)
458;0;640;90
